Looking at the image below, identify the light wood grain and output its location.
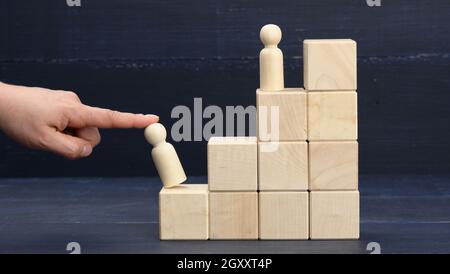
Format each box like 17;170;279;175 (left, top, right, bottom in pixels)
209;192;258;240
309;141;358;190
159;184;209;240
257;88;307;141
258;141;308;190
308;91;358;140
304;39;357;91
208;137;257;191
259;192;309;240
310;191;360;239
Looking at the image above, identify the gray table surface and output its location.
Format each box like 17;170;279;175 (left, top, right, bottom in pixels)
0;175;449;254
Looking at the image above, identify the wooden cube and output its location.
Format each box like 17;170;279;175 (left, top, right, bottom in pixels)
257;88;307;141
310;191;360;239
259;192;309;240
308;91;357;140
208;137;257;191
209;192;258;239
159;184;208;240
309;141;358;190
258;141;308;190
304;39;357;91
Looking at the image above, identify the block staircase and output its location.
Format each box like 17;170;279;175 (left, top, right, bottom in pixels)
159;25;359;240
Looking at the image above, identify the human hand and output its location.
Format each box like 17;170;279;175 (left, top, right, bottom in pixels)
0;82;159;159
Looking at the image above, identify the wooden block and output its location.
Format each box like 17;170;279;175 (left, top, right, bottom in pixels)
309;141;358;190
159;184;208;240
259;192;309;240
304;39;357;91
257;88;307;141
208;137;257;191
310;191;360;239
308;91;358;140
258;141;308;190
209;192;258;239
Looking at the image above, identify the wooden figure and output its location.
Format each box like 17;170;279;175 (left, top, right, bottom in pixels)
145;123;187;188
259;24;284;91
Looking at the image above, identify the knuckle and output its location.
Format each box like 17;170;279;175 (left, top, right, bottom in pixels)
108;110;119;118
62;103;81;118
66;91;80;100
86;110;96;125
58;91;80;103
106;110;120;125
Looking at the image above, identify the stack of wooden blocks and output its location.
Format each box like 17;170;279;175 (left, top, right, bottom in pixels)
159;35;359;241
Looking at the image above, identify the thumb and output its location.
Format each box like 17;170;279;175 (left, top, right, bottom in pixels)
44;131;93;159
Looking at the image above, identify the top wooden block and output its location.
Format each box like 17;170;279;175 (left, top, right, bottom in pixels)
304;39;357;91
208;137;257;191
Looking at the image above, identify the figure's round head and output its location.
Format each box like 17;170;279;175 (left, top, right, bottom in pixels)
260;24;282;47
144;123;167;146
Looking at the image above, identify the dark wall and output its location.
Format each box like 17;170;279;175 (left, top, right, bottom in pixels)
1;0;449;177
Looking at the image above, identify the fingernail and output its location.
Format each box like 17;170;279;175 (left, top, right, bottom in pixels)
146;114;159;120
81;145;92;157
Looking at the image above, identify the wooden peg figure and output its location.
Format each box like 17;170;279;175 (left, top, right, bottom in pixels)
145;123;187;188
259;24;284;91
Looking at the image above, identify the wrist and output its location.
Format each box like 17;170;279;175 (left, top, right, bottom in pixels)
0;82;15;124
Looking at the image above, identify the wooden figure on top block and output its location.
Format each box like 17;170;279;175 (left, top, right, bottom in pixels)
144;123;187;188
259;24;284;91
258;24;307;142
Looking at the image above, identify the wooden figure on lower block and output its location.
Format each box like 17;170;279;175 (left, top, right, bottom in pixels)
209;192;258;240
259;192;309;240
159;184;209;240
310;191;360;239
145;123;187;188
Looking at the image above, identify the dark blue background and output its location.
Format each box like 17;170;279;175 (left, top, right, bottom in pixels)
1;0;449;177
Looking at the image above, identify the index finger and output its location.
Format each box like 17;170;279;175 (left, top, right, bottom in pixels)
78;105;159;129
